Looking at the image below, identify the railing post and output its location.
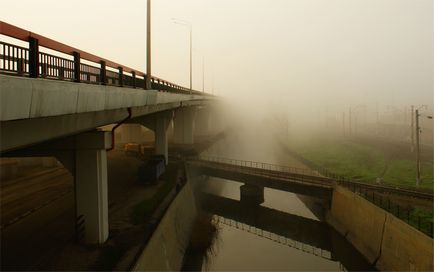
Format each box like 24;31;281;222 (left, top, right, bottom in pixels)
59;66;65;79
118;66;123;87
100;61;106;85
41;63;48;78
29;37;39;78
73;52;81;83
17;58;24;76
132;71;136;88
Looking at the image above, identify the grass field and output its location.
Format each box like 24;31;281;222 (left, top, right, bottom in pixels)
294;139;434;190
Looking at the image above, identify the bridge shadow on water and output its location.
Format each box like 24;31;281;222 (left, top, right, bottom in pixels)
198;192;375;271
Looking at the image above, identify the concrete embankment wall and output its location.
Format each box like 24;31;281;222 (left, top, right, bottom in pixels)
327;186;433;271
132;181;197;271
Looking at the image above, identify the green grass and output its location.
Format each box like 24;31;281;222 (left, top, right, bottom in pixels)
298;140;386;181
383;160;433;190
294;139;433;190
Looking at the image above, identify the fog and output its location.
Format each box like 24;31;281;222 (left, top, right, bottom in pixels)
3;0;433;145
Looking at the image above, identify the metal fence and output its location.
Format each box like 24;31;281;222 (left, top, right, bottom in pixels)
345;184;433;238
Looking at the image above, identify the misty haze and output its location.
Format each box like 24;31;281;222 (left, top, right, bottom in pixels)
0;0;433;271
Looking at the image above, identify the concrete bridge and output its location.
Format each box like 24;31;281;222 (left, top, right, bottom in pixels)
0;21;218;244
188;157;334;202
188;156;434;204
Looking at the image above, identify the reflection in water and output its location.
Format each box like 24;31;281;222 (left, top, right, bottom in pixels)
183;178;374;271
183;131;374;271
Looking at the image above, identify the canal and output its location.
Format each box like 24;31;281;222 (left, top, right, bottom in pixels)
182;129;375;271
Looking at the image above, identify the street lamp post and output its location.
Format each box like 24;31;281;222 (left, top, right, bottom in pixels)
146;0;152;90
172;18;192;94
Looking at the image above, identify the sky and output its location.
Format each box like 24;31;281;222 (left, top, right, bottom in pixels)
1;0;433;118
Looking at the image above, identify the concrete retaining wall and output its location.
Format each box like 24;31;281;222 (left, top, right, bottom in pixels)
132;182;197;271
327;186;433;271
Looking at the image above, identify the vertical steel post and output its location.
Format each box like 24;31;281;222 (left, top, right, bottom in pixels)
132;71;136;88
29;37;39;78
118;67;123;87
100;61;106;85
73;52;81;83
17;58;24;76
146;0;152;90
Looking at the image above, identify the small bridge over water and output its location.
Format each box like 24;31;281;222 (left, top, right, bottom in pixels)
188;157;334;201
188;156;433;203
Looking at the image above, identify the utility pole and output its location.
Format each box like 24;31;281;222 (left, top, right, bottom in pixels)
411;105;415;152
349;108;352;136
415;109;421;187
376;103;379;136
189;27;192;93
342;112;346;137
145;0;152;90
202;56;205;92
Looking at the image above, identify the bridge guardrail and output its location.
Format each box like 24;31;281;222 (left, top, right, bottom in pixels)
0;21;208;96
196;155;322;177
192;156;335;188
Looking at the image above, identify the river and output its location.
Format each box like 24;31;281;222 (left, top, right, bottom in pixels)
183;128;375;271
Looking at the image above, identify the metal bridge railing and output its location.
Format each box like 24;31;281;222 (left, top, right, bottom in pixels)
197;155;323;177
0;21;208;96
193;155;334;187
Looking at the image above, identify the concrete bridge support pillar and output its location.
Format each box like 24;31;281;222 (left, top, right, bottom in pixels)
135;111;173;164
240;184;264;205
173;107;196;145
195;109;210;136
74;131;111;244
154;116;170;164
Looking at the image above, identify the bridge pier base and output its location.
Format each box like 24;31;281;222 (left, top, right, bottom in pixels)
173;107;196;145
240;184;264;205
74;131;111;244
